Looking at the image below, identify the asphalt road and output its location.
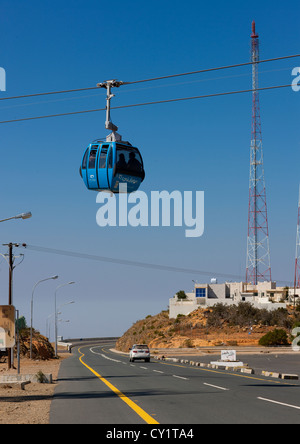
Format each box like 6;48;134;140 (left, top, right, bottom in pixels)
50;341;300;425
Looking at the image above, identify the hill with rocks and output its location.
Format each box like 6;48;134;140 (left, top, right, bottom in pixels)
116;302;300;352
19;328;55;360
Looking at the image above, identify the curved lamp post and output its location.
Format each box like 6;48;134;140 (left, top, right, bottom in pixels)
0;212;32;222
30;275;59;359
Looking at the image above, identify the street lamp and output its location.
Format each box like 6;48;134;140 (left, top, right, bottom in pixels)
30;275;59;359
0;212;32;222
55;282;75;357
17;212;32;220
46;311;62;340
46;301;74;340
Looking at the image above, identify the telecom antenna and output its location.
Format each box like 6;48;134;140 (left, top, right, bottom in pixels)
246;21;272;285
294;186;300;291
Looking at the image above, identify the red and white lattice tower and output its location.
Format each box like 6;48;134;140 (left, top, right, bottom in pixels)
246;21;272;285
294;186;300;290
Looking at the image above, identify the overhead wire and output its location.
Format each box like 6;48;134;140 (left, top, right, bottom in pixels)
0;83;293;124
15;244;291;285
0;53;299;102
2;55;296;285
0;66;292;112
0;86;99;102
16;243;249;280
123;54;300;85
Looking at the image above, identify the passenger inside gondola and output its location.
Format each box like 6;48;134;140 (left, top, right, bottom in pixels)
116;153;127;169
127;151;142;172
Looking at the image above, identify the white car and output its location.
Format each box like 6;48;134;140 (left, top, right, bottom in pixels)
129;344;151;362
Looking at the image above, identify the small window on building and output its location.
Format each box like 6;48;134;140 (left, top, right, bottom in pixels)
196;288;206;298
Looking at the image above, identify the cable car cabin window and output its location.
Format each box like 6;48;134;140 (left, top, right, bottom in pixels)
99;146;108;168
88;149;97;169
116;145;143;178
108;149;113;169
82;149;89;169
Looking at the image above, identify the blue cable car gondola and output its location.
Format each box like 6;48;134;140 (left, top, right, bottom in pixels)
80;140;145;193
80;79;145;194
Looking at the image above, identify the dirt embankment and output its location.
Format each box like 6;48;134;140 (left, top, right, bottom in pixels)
0;353;69;424
0;328;68;424
116;304;300;352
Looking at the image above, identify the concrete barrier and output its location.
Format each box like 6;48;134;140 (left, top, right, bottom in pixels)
0;374;52;384
240;368;254;375
281;374;299;380
262;371;281;379
0;381;30;390
58;341;72;352
153;355;298;380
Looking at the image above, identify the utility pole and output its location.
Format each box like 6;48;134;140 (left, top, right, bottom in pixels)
246;21;271;286
8;243;13;305
2;243;24;369
5;243;14;369
2;243;22;305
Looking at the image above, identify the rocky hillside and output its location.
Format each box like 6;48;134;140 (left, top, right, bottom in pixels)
18;328;55;360
116;303;300;352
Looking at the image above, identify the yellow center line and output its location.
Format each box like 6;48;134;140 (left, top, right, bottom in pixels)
78;347;159;425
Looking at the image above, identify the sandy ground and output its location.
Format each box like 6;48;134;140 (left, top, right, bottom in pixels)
0;352;70;424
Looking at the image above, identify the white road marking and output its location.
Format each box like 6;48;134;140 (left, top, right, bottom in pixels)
258;397;300;410
173;375;189;380
203;383;229;391
153;370;164;374
89;347;121;363
140;366;148;370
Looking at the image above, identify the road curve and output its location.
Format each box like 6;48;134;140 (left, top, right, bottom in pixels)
50;341;300;424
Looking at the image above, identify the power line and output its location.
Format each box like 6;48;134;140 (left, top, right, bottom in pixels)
124;54;300;85
18;244;245;280
0;106;106;124
17;244;291;285
0;66;293;113
0;53;299;102
0;83;292;124
0;86;99;102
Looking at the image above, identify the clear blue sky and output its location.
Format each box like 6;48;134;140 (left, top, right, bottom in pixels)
0;0;299;339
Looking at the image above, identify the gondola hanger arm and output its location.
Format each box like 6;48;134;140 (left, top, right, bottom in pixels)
97;80;124;141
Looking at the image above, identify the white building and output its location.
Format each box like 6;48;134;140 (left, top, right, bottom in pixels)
169;280;296;319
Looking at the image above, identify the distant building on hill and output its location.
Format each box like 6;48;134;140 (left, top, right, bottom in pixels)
169;280;298;319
